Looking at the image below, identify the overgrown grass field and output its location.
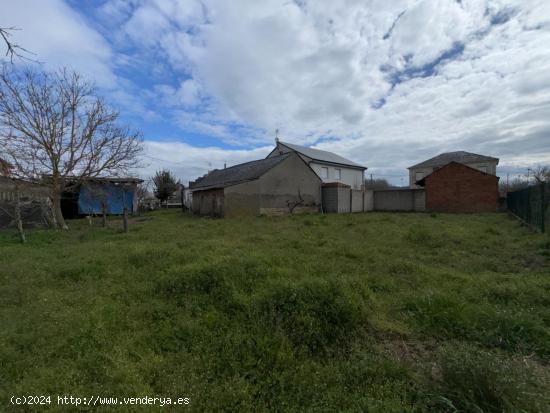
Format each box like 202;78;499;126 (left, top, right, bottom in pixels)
1;211;549;412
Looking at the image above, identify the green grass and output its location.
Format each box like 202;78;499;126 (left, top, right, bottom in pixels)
1;211;549;412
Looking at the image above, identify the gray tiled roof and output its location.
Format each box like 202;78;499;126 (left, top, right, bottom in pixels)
190;153;290;191
408;151;499;169
278;141;366;169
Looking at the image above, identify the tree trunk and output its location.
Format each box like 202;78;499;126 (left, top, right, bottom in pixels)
14;184;26;244
102;202;107;227
181;186;186;213
123;207;129;233
52;190;69;230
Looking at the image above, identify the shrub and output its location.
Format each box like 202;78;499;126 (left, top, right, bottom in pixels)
255;279;367;356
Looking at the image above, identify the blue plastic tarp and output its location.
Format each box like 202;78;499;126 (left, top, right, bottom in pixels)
78;184;134;215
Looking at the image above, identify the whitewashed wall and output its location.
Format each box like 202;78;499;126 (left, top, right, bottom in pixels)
309;162;364;189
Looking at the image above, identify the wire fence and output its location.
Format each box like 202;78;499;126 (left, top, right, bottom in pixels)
507;183;549;232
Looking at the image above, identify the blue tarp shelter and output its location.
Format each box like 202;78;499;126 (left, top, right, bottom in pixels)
78;184;136;215
60;177;143;217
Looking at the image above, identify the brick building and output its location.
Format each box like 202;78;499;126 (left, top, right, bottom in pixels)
416;162;499;213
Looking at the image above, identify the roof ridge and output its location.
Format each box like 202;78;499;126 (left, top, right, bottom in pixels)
277;140;366;169
190;152;291;191
408;150;498;169
214;152;289;173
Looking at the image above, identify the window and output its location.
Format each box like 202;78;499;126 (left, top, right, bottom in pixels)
321;167;329;179
334;168;341;180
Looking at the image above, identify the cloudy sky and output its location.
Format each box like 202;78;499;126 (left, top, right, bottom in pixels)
2;0;550;184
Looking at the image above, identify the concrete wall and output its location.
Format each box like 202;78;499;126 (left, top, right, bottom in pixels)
351;189;364;212
364;189;374;211
224;180;261;217
425;163;499;212
409;161;498;188
322;186;373;213
259;153;321;215
373;189;426;211
192;188;224;217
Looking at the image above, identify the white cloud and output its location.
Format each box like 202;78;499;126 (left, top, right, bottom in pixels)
141;140;272;184
1;0;117;87
115;0;550;157
5;0;550;184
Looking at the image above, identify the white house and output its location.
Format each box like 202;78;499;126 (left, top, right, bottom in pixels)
267;140;367;189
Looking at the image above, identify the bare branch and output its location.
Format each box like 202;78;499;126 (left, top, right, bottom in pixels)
0;27;36;63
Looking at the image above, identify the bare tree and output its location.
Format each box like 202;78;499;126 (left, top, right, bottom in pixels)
286;189;304;214
529;166;550;184
364;178;392;190
500;176;529;193
135;180;150;215
0;67;143;229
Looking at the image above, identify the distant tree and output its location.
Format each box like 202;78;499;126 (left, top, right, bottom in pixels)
529;166;550;184
135;180;150;215
499;177;529;193
500;166;550;193
364;178;392;190
0;67;143;229
152;170;178;207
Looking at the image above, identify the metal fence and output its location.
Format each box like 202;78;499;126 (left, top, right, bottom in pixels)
507;183;549;232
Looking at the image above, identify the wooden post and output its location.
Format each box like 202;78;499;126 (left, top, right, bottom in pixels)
121;185;129;233
102;201;107;228
181;185;189;212
14;182;26;243
349;188;352;213
541;182;546;233
123;207;129;233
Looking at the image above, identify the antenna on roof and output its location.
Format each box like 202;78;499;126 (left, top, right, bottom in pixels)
275;128;279;143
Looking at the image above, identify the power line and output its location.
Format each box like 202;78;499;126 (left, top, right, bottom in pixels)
141;154;184;166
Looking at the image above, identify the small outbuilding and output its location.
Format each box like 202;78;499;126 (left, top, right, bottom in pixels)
416;161;499;213
61;177;143;218
189;152;321;217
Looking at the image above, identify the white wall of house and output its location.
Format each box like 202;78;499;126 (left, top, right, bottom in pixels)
310;162;364;189
409;161;498;188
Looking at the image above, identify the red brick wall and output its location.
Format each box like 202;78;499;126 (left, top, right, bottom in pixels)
425;162;499;213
